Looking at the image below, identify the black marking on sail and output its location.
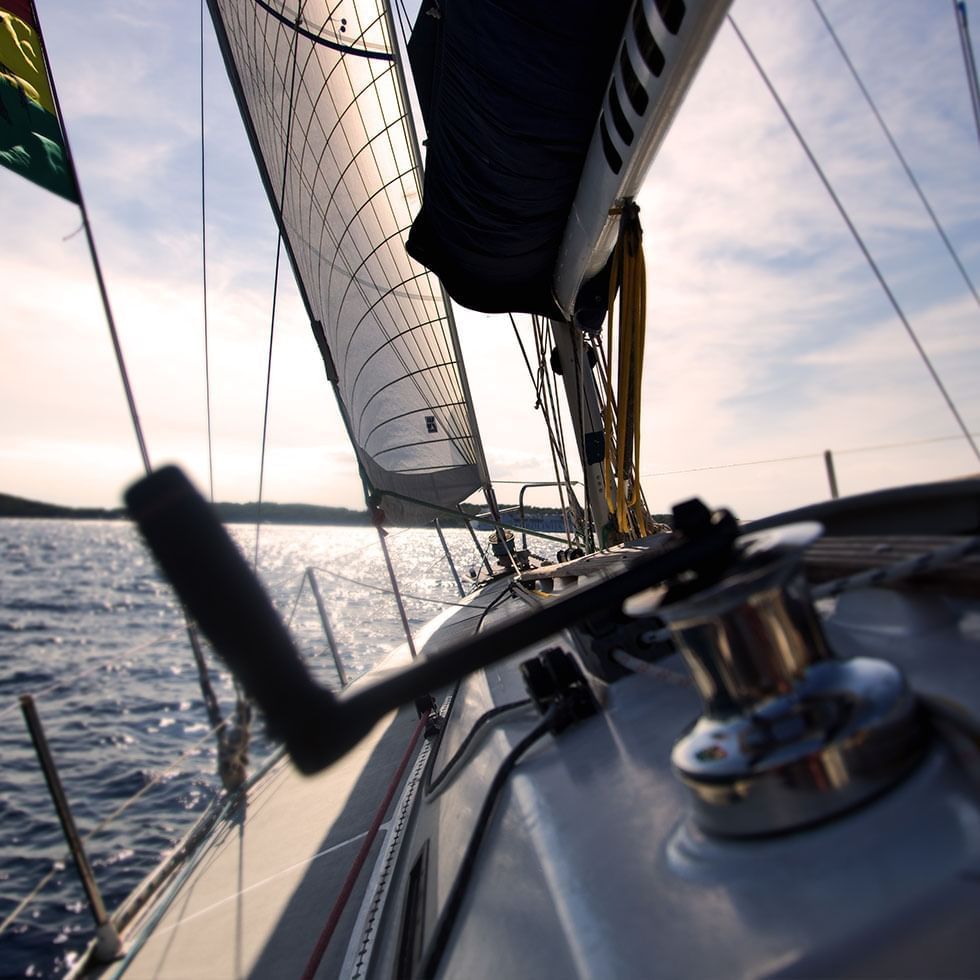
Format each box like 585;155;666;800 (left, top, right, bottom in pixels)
599;114;623;174
252;0;394;61
633;4;666;77
425;416;438;434
608;82;634;145
619;43;649;115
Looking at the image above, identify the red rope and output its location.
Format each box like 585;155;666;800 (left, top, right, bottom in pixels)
299;714;427;980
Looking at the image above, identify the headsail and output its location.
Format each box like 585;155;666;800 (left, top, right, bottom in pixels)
207;0;488;522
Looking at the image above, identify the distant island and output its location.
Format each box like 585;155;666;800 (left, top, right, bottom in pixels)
0;491;371;526
0;491;576;529
0;491;673;533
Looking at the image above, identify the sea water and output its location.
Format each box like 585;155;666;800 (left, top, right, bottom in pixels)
0;518;496;978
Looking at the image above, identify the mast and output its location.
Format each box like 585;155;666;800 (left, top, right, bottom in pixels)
547;0;732;547
552;0;732;317
549;320;611;549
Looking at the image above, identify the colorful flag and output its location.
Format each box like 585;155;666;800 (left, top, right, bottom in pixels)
0;0;78;201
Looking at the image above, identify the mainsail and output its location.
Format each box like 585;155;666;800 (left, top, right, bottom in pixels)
207;0;488;521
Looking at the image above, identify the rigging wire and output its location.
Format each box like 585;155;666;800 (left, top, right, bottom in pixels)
536;319;580;531
306;564;474;608
510;314;576;547
812;0;980;314
253;12;303;569
25;0;151;476
728;15;980;468
200;0;215;502
0;632;184;722
533;323;577;544
509;312;539;392
188;6;233;780
953;0;980;150
834;432;980;456
396;0;413;39
640;432;980;480
575;330;598;551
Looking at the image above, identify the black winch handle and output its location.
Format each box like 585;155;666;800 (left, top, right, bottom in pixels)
125;466;358;772
127;466;739;774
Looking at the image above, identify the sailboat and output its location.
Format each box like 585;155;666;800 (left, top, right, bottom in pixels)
4;0;980;976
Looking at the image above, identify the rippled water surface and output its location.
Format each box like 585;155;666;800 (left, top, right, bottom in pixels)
0;518;491;977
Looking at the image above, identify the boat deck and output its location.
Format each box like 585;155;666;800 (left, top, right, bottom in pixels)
78;523;980;979
107;702;419;979
86;579;516;979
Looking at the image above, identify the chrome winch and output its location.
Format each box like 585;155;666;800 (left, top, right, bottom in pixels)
655;521;927;837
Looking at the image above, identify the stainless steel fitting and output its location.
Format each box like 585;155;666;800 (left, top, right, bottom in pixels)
659;523;926;837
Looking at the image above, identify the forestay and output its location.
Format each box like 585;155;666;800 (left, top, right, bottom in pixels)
207;0;487;521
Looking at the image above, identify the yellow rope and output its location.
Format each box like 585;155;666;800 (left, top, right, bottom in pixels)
602;202;649;539
603;242;621;519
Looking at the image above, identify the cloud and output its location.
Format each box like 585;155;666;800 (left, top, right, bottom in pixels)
622;0;980;518
3;0;979;522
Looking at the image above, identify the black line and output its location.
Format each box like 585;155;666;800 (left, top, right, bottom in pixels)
252;0;393;60
362;401;469;451
373;435;459;458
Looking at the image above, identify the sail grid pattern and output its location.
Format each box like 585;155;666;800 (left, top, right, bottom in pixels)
210;0;483;517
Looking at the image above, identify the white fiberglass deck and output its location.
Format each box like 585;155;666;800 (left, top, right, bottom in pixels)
113;702;420;979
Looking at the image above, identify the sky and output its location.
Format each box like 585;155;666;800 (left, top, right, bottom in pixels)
1;0;979;522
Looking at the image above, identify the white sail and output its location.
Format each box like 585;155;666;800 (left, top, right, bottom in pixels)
207;0;487;520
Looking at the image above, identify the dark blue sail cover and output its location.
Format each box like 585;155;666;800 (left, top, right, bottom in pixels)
406;0;632;318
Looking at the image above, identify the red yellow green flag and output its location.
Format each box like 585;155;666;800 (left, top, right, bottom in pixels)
0;0;78;201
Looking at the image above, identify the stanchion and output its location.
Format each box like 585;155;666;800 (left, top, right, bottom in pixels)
20;695;122;962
